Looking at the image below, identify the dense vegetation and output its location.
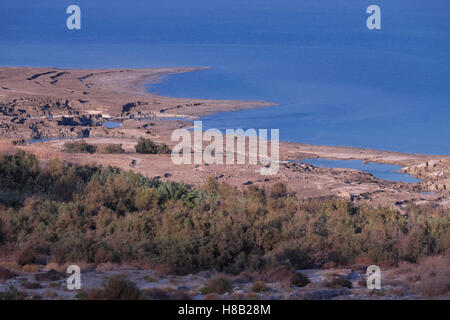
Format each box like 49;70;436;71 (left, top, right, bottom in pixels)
63;140;125;154
134;138;171;154
0;150;448;274
63;140;97;154
62;138;171;155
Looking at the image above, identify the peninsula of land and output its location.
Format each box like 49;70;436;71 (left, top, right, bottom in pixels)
0;67;449;209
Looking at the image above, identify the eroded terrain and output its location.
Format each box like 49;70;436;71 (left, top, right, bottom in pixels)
0;67;449;301
1;258;448;300
1;67;449;209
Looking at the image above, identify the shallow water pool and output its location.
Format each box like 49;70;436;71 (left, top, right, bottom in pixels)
302;158;421;183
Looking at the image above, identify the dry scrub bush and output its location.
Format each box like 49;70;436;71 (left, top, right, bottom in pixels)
409;256;449;297
95;144;125;154
62;140;96;154
135;138;171;154
252;281;267;292
77;275;143;300
103;275;143;299
0;151;448;276
261;266;310;288
201;278;232;294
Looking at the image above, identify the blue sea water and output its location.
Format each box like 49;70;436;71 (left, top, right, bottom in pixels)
102;121;122;129
1;0;449;155
301;159;421;183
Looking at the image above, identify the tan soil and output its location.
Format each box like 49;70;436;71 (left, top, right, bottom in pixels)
0;67;449;209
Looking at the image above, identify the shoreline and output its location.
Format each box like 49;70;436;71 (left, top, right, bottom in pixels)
0;66;449;207
144;68;450;159
1;66;446;157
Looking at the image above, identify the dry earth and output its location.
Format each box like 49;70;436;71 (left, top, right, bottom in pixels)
1;261;448;300
1;67;448;209
0;67;449;300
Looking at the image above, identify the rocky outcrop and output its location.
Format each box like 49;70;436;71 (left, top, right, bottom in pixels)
57;114;103;127
0;97;77;118
401;160;450;194
0;97;107;139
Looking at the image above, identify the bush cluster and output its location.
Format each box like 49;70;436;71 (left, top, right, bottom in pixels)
134;138;171;154
251;281;267;292
62;141;125;154
77;275;143;300
201;278;232;294
96;144;125;154
62;140;97;154
0;150;448;275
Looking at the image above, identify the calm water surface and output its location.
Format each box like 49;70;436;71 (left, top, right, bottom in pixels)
1;0;448;154
301;158;421;183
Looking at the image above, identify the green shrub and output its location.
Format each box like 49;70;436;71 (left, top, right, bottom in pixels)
157;182;197;208
252;281;267;292
0;151;448;276
63;140;97;154
135;138;171;154
0;149;40;191
202;278;232;294
156;143;172;154
102;275;143;300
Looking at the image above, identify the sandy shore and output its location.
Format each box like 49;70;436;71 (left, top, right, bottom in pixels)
0;67;449;209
